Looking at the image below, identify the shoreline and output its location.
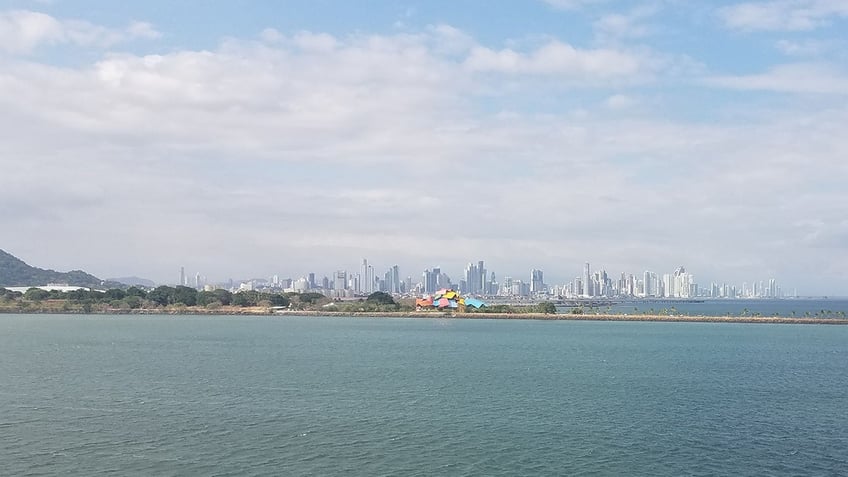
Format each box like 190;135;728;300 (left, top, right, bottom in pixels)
2;308;848;324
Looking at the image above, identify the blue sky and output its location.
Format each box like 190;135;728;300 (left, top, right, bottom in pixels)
1;0;847;293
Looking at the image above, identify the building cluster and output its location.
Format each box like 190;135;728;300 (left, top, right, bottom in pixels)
178;259;786;300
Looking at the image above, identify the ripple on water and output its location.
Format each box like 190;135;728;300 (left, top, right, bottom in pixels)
1;315;847;476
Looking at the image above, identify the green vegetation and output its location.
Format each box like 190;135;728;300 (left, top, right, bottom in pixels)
465;302;558;314
0;285;302;314
323;292;413;313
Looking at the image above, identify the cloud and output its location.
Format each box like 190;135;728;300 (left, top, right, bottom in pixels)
1;19;847;292
718;0;848;32
604;93;638;109
0;9;161;54
707;63;848;94
542;0;608;10
774;39;835;56
464;41;654;80
592;4;661;44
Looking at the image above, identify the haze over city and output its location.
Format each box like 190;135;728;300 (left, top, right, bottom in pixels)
2;0;847;295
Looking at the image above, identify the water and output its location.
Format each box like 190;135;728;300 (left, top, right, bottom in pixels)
2;314;847;476
559;298;848;318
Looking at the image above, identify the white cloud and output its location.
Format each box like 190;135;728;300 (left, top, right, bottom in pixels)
604;93;638;109
542;0;609;10
774;38;832;56
464;41;653;80
594;13;649;40
592;4;661;44
0;9;160;54
718;0;848;32
707;63;848;94
126;21;162;40
1;20;847;292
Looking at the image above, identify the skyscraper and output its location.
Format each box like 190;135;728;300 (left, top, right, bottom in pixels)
530;269;544;293
179;267;185;287
478;261;486;294
334;270;347;293
360;259;371;294
583;262;592;297
422;269;433;294
464;262;477;294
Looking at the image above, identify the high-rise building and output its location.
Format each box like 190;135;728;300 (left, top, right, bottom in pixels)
478;261;486;295
583;262;592;297
464;262;477;294
360;259;371;294
391;265;400;294
179;267;185;287
530;269;544;293
663;274;673;298
422;269;434;294
334;271;347;293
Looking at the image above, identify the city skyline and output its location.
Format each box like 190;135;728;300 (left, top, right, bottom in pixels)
172;257;794;299
1;1;846;295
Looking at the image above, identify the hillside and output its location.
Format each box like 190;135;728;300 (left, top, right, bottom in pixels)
107;276;156;287
0;249;106;288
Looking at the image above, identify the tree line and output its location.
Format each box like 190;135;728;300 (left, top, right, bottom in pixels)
0;286;336;311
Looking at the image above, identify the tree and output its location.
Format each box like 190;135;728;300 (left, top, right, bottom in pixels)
173;286;197;306
123;295;143;309
213;289;233;306
104;288;126;301
268;294;290;307
196;290;219;307
233;291;259;307
126;286;147;298
366;291;396;305
298;292;326;304
24;288;50;302
147;286;176;306
536;302;557;314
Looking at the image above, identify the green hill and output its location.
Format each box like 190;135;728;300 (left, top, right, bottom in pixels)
0;249;105;288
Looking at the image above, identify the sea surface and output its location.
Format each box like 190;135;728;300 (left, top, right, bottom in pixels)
559;298;848;318
2;314;847;476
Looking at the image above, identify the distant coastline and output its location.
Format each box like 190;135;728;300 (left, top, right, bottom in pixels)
3;307;848;325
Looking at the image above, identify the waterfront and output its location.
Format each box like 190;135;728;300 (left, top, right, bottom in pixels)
2;314;847;475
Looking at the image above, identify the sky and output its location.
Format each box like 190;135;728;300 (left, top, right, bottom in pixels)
1;0;847;294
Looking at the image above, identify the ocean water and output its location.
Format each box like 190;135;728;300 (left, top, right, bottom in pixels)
560;298;848;318
2;314;847;476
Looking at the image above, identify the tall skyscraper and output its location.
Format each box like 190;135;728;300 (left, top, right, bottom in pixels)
360;259;371;294
391;265;400;294
179;267;185;287
530;269;544;293
583;262;592;297
422;269;433;294
464;262;477;294
478;261;486;294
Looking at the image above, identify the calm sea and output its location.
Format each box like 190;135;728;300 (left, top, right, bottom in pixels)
2;314;847;476
560;298;848;318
